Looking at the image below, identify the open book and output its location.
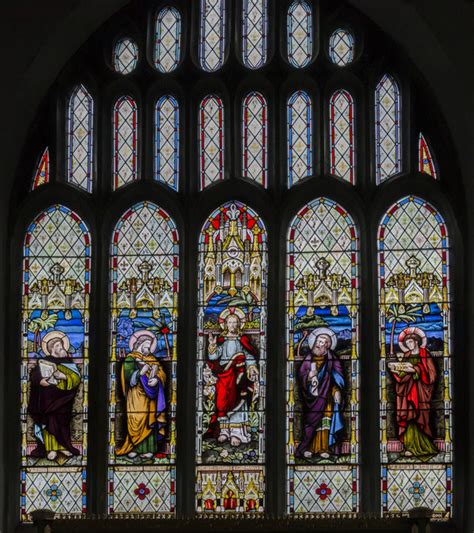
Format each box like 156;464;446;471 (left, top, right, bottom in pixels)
39;359;58;385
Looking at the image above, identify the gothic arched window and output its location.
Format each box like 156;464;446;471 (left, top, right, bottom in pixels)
11;0;463;529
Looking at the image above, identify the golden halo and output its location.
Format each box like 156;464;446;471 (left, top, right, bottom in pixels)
41;331;70;356
398;326;427;352
128;330;157;353
218;307;246;329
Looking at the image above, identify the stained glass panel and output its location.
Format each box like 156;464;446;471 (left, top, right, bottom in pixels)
113;38;139;75
67;85;94;192
375;74;401;183
32;147;50;190
329;90;355;184
242;92;268;187
155;95;179;191
199;95;225;190
419;133;438;179
196;202;267;512
329;29;354;66
154;7;181;73
199;0;226;72
108;202;179;515
242;0;268;70
21;205;91;521
286;198;360;514
287;1;313;69
113;96;138;191
288;90;313;187
378;196;452;519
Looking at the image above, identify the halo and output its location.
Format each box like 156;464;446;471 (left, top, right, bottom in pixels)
307;327;337;351
41;331;70;356
129;330;157;353
398;326;427;352
218;307;246;329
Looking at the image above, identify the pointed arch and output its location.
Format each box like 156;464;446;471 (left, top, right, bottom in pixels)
196;201;267;513
67;84;94;192
21;205;91;520
108;201;179;515
378;196;452;518
286;197;359;513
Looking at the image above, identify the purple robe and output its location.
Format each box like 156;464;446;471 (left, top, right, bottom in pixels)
295;350;345;457
28;357;80;456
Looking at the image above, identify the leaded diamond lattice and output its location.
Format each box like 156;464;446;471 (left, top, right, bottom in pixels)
419;132;438;179
155;95;179;191
288;90;312;187
67;85;94;192
242;0;268;70
375;74;401;183
113;96;138;190
329;89;355;184
287;1;313;68
242;92;267;187
329;29;354;66
155;7;181;73
199;0;226;72
199;95;225;189
32;147;49;190
113;38;139;74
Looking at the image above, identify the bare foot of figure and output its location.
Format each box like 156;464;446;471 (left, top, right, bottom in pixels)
303;451;312;459
47;451;57;461
230;436;241;447
217;434;228;443
320;452;330;459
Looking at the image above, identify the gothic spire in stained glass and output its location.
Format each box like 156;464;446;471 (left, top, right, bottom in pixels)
329;89;355;184
32;147;50;190
199;94;225;190
154;7;181;73
155;95;179;191
196;201;267;513
329;29;355;66
199;0;226;72
113;96;138;190
287;197;360;514
378;196;452;519
67;84;94;192
108;202;179;515
287;1;313;69
21;205;91;520
375;74;401;183
418;133;438;179
242;92;268;187
242;0;268;70
287;90;313;187
113;38;139;74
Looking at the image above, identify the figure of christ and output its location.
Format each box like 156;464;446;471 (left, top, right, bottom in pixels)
204;312;259;447
28;331;81;462
388;327;438;461
116;331;167;459
295;328;345;460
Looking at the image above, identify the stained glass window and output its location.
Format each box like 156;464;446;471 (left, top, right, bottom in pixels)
67;84;94;192
378;196;452;519
113;38;139;74
287;198;359;514
196;201;267;513
329;90;355;184
155;95;179;191
287;1;313;68
113;96;138;191
375;74;401;184
154;7;181;73
32;147;50;190
242;92;268;187
199;0;226;72
108;202;179;515
329;29;355;66
242;0;268;70
199;95;225;190
21;205;91;520
288;90;313;187
419;133;438;179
